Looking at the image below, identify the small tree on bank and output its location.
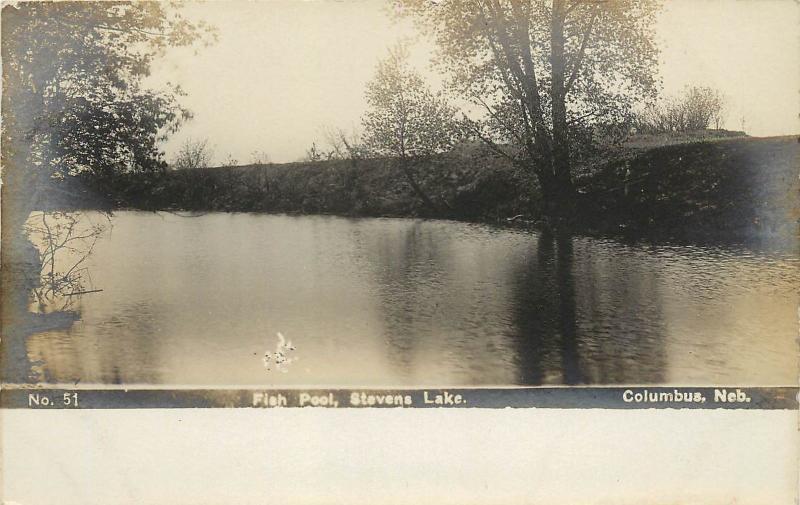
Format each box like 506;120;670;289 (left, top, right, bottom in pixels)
321;126;368;161
635;86;727;133
361;44;460;210
171;138;214;170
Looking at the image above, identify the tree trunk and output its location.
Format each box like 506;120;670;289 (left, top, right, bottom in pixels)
1;158;45;384
547;0;578;222
398;157;438;212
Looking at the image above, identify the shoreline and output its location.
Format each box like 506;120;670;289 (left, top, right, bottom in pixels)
33;133;799;252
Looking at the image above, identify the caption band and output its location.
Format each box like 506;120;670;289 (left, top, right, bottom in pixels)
1;387;797;410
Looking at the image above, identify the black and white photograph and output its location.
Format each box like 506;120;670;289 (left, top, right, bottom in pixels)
2;0;798;388
1;1;799;504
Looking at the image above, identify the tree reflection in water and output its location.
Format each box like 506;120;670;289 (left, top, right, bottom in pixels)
509;229;583;385
553;233;582;385
6;212;792;386
24;211;109;314
1;211;108;383
511;229;670;385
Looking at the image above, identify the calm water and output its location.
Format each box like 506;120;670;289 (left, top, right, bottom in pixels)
15;211;800;385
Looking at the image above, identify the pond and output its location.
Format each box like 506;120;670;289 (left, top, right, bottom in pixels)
11;211;799;386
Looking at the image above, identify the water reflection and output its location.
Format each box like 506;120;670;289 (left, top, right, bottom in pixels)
569;239;669;384
1;211;110;383
24;211;109;313
4;211;798;386
353;220;526;384
366;223;432;379
554;234;582;385
510;231;598;384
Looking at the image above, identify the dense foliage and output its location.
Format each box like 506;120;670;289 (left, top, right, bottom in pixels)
398;0;660;220
1;1;213;240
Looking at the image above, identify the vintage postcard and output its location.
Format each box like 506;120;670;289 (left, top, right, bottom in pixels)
1;0;798;503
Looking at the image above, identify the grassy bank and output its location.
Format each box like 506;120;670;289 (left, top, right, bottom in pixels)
60;140;538;220
48;131;798;246
577;135;799;246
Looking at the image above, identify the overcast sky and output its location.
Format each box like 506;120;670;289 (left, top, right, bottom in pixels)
147;0;800;164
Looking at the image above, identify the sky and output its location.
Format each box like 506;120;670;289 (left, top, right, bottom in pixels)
147;0;800;164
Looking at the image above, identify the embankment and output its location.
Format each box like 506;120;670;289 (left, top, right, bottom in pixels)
577;135;799;246
48;133;799;246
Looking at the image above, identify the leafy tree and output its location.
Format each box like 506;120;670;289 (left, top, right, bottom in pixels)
681;86;726;131
2;1;213;244
171;138;214;170
361;43;460;210
1;2;213;328
399;0;660;222
635;85;727;133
